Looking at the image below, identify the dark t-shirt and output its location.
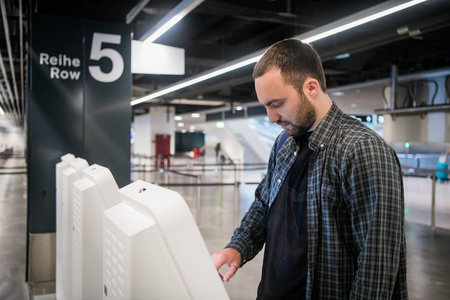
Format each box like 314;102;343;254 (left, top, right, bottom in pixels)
257;132;313;300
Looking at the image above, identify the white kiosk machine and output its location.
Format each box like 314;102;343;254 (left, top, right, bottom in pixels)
103;180;229;300
57;157;89;300
72;164;121;300
55;153;76;300
56;153;75;203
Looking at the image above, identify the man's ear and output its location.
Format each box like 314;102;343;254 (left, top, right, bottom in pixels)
303;78;320;97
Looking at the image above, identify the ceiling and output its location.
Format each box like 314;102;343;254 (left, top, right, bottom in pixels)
1;0;450;127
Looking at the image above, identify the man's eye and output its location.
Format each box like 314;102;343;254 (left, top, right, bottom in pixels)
271;103;282;108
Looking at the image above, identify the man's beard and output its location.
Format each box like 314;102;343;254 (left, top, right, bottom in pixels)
278;94;316;137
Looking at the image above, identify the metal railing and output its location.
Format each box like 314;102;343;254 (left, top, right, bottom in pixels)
131;157;449;230
0;148;27;175
401;166;449;230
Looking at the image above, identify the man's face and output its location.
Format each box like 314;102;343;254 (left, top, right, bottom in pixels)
255;68;316;137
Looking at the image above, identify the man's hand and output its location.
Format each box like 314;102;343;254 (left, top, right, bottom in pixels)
211;248;242;282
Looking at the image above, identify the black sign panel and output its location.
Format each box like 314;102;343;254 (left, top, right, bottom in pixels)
82;21;131;190
28;14;131;233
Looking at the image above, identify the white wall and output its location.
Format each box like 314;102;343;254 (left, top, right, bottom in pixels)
446;113;450;142
383;114;428;143
132;106;176;157
428;112;447;143
133;114;152;156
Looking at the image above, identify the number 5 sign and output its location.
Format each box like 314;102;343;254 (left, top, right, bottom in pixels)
88;32;125;83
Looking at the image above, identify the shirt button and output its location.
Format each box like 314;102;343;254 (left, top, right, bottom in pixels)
277;179;282;183
320;144;324;148
294;151;297;156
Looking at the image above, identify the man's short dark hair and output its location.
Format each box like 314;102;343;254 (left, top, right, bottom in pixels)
253;39;327;93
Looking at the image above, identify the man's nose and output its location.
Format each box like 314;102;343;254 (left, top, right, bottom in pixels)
266;108;280;124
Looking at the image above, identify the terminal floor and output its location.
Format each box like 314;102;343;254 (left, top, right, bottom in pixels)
0;154;449;300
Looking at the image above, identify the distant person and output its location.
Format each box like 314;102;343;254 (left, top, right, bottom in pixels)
215;142;221;160
212;39;407;299
200;145;206;156
436;146;450;182
441;146;450;159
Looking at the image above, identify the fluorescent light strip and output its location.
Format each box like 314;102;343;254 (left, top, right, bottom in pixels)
131;55;261;105
131;0;426;106
145;15;183;44
143;0;204;44
302;0;427;43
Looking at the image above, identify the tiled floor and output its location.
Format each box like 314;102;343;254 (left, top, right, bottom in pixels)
1;151;449;300
0;151;28;300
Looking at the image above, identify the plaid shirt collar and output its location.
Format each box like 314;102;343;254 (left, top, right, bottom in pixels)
309;102;341;153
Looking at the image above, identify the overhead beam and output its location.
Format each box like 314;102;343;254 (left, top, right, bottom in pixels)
0;0;20;124
193;1;318;28
126;0;151;24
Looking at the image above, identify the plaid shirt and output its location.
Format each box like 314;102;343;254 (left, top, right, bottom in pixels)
227;103;408;299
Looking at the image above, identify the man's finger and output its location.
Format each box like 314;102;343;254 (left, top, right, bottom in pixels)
223;265;238;282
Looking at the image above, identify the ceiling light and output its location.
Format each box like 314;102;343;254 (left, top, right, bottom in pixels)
174;116;182;121
331;91;345;96
177;122;185;127
302;0;426;44
131;0;427;106
141;0;205;44
145;15;183;44
216;121;225;128
170;99;225;106
191;113;200;118
181;129;187;133
335;53;350;60
235;106;243;111
131;55;261;106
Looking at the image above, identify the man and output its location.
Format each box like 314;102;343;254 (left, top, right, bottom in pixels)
211;39;408;299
